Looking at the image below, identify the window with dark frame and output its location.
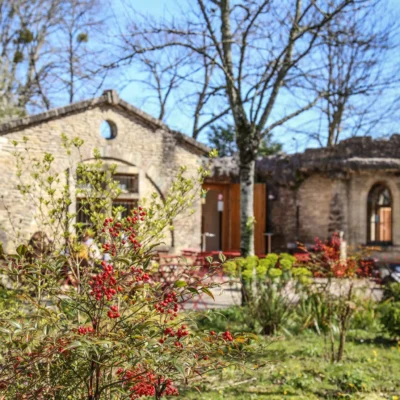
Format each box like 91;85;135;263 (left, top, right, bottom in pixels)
367;184;392;244
114;174;139;194
75;172;139;227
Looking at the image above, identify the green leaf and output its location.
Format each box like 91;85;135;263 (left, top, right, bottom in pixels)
218;252;226;263
174;280;187;288
187;287;199;295
9;320;22;329
174;361;185;378
16;244;27;257
64;341;82;350
205;256;213;265
201;287;215;301
116;257;132;265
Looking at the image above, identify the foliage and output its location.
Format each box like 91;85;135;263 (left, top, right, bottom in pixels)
380;302;400;338
380;283;400;338
349;299;382;334
0;137;254;399
207;124;282;158
0;287;18;313
383;282;400;302
297;234;375;362
195;306;251;334
224;253;312;335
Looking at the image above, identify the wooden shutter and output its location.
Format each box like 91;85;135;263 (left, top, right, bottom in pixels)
379;207;392;242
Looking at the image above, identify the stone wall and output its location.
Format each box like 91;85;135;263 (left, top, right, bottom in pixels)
0;101;204;253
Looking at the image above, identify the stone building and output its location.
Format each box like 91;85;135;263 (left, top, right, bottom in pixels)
208;135;400;260
1;89;399;260
0;90;208;253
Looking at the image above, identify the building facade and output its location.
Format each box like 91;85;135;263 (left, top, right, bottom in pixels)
0;90;208;253
208;135;400;260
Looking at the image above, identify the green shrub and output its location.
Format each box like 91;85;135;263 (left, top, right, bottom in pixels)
383;282;400;302
0;287;18;313
224;253;312;335
349;299;382;333
291;291;332;335
380;301;400;338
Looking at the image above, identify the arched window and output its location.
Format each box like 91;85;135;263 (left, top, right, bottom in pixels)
367;184;392;244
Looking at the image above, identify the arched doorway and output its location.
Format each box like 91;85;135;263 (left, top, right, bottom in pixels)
367;184;392;244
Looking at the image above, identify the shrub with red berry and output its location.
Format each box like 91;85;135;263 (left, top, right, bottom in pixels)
0;142;253;399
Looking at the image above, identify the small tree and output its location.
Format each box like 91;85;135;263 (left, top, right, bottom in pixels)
0;137;253;399
299;234;374;362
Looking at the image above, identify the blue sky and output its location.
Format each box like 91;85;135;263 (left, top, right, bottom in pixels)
108;0;400;153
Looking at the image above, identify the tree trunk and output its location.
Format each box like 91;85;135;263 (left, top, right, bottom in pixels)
239;159;255;256
337;326;346;362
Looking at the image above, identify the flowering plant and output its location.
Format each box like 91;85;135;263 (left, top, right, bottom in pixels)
297;234;375;362
0;139;252;399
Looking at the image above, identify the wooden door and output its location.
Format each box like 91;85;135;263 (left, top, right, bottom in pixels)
228;183;266;255
202;183;230;251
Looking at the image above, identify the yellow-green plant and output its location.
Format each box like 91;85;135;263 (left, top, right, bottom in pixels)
225;253;312;335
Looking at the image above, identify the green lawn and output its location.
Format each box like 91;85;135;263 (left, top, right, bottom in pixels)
180;332;400;399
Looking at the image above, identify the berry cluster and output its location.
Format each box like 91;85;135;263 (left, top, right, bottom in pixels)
159;325;189;347
117;366;178;399
222;331;233;342
102;242;117;257
154;291;179;320
130;266;150;283
209;330;234;342
89;263;122;301
107;304;120;319
101;208;147;254
77;326;94;335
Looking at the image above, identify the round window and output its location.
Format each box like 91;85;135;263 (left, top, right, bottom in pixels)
100;120;117;140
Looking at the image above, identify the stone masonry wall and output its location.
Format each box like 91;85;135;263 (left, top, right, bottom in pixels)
0;104;203;253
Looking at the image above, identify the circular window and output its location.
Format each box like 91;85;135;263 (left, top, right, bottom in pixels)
100;120;117;140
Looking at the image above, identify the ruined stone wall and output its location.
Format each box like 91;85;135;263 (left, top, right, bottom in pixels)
270;174;335;249
0;105;203;253
347;171;400;248
297;174;334;244
269;169;400;258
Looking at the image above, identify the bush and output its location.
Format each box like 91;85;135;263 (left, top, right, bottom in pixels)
224;253;312;335
381;302;400;338
0;138;254;399
349;299;382;334
297;234;375;362
383;282;400;302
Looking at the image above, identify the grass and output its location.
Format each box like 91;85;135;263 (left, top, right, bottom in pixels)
180;332;400;399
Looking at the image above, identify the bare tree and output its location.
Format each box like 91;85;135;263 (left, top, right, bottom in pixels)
119;0;361;255
53;0;106;104
302;0;399;147
0;0;107;119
